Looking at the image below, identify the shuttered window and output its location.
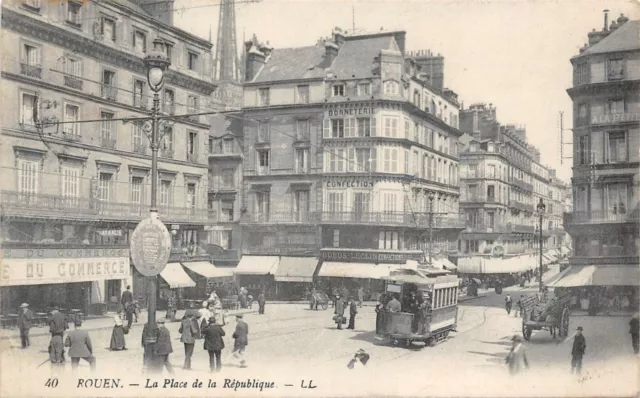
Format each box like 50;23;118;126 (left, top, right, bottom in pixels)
17;159;38;194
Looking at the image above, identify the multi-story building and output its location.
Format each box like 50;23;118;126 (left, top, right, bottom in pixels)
0;0;217;313
456;103;569;275
237;28;465;298
561;13;639;295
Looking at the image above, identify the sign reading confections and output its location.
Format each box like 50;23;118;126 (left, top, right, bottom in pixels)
320;250;423;264
130;215;172;277
325;180;374;189
0;256;130;286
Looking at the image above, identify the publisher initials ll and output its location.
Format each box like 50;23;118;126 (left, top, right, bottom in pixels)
301;380;316;389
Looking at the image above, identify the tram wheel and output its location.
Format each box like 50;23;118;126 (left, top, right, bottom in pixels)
427;338;436;347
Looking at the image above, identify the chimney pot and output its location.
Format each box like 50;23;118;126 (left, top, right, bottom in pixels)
604;9;609;31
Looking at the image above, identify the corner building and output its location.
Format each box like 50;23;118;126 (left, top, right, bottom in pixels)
559;13;639;307
239;28;465;298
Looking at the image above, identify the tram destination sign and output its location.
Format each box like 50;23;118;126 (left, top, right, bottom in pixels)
130;215;172;277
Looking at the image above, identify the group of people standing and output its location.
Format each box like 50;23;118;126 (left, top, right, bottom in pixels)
333;294;358;330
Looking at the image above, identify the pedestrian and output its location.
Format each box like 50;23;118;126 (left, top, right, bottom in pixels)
571;326;587;375
18;303;33;349
213;299;224;326
515;296;524;318
375;294;387;335
505;294;513;315
48;306;67;368
152;318;175;374
199;301;212;329
331;287;338;308
347;298;358;330
629;314;639;354
124;301;135;330
65;319;96;372
232;314;248;368
121;285;133;310
386;294;402;312
505;335;529;375
202;316;225;372
109;311;126;351
179;311;197;370
258;291;266;315
132;300;140;323
357;287;364;308
334;295;346;330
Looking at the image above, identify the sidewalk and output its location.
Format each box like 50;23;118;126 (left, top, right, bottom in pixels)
0;307;253;340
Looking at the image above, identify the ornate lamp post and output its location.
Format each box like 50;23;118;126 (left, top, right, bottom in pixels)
428;191;435;266
536;198;546;292
142;38;171;369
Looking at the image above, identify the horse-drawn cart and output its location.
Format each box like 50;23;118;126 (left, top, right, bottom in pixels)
521;295;571;341
309;291;330;310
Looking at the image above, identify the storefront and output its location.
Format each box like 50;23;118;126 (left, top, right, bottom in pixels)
158;262;196;310
273;257;319;300
233;256;280;298
181;261;235;305
0;247;131;315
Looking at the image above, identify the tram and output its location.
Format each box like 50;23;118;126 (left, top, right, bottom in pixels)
376;267;460;347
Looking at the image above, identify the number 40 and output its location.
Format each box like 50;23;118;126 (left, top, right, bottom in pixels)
45;378;59;388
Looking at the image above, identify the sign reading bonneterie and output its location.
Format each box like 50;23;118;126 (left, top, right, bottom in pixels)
0;257;130;286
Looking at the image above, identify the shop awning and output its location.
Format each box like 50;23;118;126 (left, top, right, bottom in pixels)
234;256;279;275
436;258;457;270
274;257;319;282
318;262;399;279
542;253;556;263
458;256;532;274
560;246;571;256
548;249;560;257
181;262;234;279
160;263;196;288
548;265;638;287
549;266;596;287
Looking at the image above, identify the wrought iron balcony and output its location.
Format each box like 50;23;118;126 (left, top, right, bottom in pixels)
64;75;83;90
243;211;320;224
509;200;534;213
160;149;174;158
209;141;242;158
510;178;534;192
101;137;116;149
133;144;148;155
464;223;508;233
507;223;535;234
461;195;505;205
101;84;118;101
20;63;42;79
567;210;637;225
58;132;81;142
321;211;466;229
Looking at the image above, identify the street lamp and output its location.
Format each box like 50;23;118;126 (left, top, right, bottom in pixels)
536;198;546;292
142;38;171;371
428;191;435;266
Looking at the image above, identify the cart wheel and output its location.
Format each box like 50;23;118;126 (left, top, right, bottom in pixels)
560;308;570;338
523;326;532;341
321;302;328;310
427;338;436;347
442;331;450;340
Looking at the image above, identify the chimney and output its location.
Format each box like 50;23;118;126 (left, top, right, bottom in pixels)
332;27;346;47
325;40;339;64
244;35;266;81
617;13;629;25
260;41;273;58
392;31;406;54
603;9;609;31
609;20;619;31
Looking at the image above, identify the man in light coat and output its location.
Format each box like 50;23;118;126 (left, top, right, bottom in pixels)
18;303;33;349
334;295;346;330
505;334;529;375
65;319;96;372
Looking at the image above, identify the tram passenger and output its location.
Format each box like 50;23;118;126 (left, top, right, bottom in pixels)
386;294;401;312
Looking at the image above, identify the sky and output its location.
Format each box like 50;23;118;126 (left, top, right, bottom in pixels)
174;0;640;182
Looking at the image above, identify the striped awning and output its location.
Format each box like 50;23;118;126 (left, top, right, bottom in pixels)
160;263;196;288
550;265;639;287
274;257;319;282
234;256;280;275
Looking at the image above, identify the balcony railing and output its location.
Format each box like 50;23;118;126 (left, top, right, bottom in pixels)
568;210;637;224
64;75;83;90
20;63;42;79
243;211;320;224
1;190;214;223
510;178;534;192
508;224;535;234
133;144;148;155
461;195;504;204
101;84;118;101
509;200;534;213
58;132;81;142
160;149;174;158
101;137;116;149
321;211;466;229
465;223;508;233
209;142;242;157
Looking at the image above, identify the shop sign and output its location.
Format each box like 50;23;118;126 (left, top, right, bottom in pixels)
1;248;129;259
327;107;375;118
0;257;130;286
321;250;423;264
98;229;122;237
591;112;640;125
325;180;374;189
130;216;172;277
244;246;316;255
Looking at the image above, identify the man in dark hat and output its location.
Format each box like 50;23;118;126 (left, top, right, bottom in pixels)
18;303;33;349
152;318;175;374
571;326;586;375
179;311;197;370
257;291;266;315
48;306;67;367
202;316;225;372
232;314;248;367
65;319;95;372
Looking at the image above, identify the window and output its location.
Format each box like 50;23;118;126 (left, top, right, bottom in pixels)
222;138;234;154
606;183;627;218
295;148;309;173
258;122;270;141
63;104;80;136
383;148;398;173
331;119;344;138
130;176;143;205
607;59;624;80
404;149;409;174
101;70;116;100
163;89;174;114
209;230;232;249
17;159;38;194
258;88;270;106
383;116;399;137
100;111;115;142
64;56;82;77
296;120;310;140
133;80;145;107
574;63;589;85
133;30;146;53
294;190;310;221
187;131;198;161
353;192;370;216
61;167;79;204
332;84;345;97
327;192;344;213
606;99;625;114
344;118;355;137
576;135;589;165
132;123;143;151
187;184;196;209
22;44;40;66
357;83;370;96
161;127;173;153
67;1;81;25
221;200;234;221
187;95;198;114
20;92;37;126
378;231;399;250
221;168;235;188
296;85;309;104
383;80;399;95
187;52;198;71
332;229;340;248
354;148;375;172
382;192;397;213
353;117;370;137
101;17;116;42
606;131;627;163
328;149;345;172
487;164;496;178
256;149;270;173
255;191;270;220
159;180;172;206
98;173;112;201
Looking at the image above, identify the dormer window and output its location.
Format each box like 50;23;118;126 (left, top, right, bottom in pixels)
383;80;399;95
607;59;624;80
357;83;370;96
101;17;116;42
66;1;82;26
470;143;478;152
332;84;345;97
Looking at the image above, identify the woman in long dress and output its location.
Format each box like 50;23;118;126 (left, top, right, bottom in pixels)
110;312;126;351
